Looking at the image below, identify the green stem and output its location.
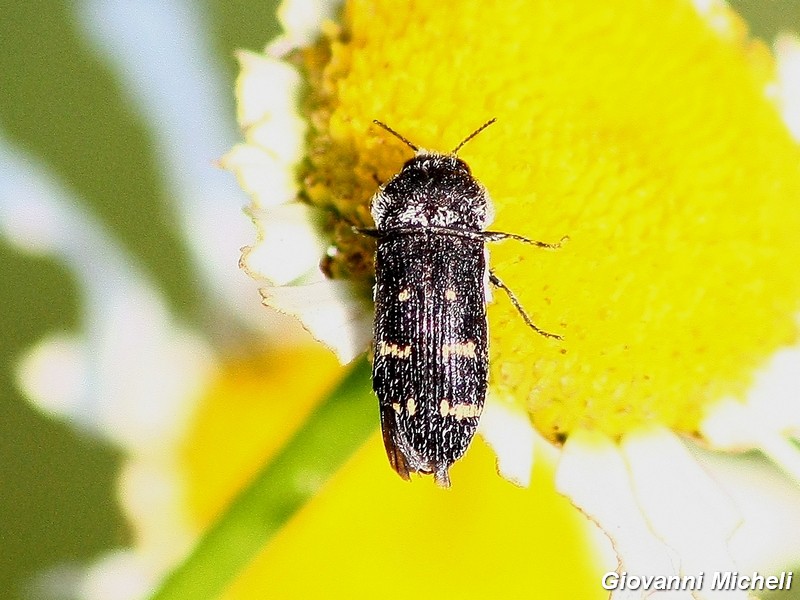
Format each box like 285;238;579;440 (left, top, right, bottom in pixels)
149;356;374;600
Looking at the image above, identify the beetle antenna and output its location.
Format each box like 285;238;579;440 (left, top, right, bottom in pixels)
452;118;497;155
373;120;419;152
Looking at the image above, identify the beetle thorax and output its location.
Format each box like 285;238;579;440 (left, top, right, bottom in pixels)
371;153;491;231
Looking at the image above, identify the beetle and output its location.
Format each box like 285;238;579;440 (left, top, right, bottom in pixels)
359;119;564;486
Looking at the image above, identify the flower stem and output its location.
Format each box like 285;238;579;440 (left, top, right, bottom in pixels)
148;356;374;600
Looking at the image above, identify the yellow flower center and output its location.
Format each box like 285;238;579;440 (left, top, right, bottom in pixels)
298;0;800;441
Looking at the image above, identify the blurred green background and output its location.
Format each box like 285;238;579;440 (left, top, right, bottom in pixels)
1;1;799;598
0;0;281;596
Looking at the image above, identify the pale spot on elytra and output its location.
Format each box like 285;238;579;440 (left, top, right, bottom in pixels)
378;341;411;359
407;396;417;415
440;399;481;420
441;340;476;360
398;289;411;301
445;289;457;301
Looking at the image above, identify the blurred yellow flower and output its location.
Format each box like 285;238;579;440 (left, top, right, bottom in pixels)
180;347;343;527
177;349;603;599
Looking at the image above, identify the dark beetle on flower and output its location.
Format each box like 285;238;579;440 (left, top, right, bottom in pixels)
358;119;565;486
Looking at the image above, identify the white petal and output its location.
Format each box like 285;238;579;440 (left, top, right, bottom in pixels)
227;52;306;215
0;141;217;449
15;334;88;421
119;458;195;564
89;296;216;448
558;429;758;600
27;562;85;600
691;0;742;42
621;428;746;600
242;203;327;286
262;278;372;363
76;0;274;333
702;347;800;484
267;0;343;57
235;51;305;161
775;33;800;142
80;550;156;600
737;346;800;437
478;397;535;487
747;348;800;436
685;444;800;576
247;112;307;168
0;146;82;254
221;144;299;209
557;430;683;600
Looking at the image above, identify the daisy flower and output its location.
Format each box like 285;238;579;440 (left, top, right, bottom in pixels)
222;0;800;597
0;1;605;599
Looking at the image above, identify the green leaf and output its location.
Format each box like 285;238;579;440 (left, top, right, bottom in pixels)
149;356;374;600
